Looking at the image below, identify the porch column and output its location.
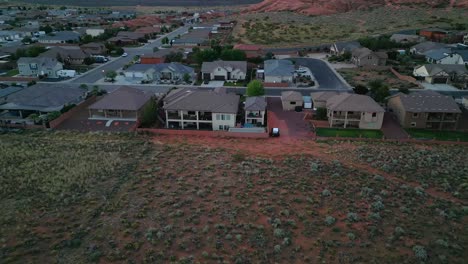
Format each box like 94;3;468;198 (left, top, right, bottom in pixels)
19;110;23;119
180;110;184;130
439;113;445;130
329;110;333;127
104;110;107;118
344;111;348;128
165;110;169;128
196;111;199;130
120;110;123;118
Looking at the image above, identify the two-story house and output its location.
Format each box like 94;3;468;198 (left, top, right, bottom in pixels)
387;91;461;130
201;60;247;82
164;88;240;131
17;57;63;78
326;93;384;130
245;96;267;126
351;48;387;67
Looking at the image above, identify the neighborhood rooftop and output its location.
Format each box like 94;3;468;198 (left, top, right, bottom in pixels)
88;86;153;111
164;88;239;113
326;93;384;112
389;90;461;113
245;96;267;111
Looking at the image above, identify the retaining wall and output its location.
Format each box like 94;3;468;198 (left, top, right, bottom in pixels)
138;128;269;138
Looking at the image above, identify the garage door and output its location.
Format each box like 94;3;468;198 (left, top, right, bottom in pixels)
214;75;226;81
433;77;448;84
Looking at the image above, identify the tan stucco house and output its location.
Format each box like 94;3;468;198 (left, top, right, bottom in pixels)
387;91;461;130
281;91;303;111
245;96;267;126
201;60;247;81
351;48;387;67
413;64;468;84
326;93;384;129
88;86;153;121
311;91;340;109
164;88;240;131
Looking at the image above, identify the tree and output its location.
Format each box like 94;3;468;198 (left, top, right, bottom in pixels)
161;37;169;45
39;25;53;34
220;49;246;61
315;107;328;120
105;71;117;81
368;79;390;103
183;73;191;83
140;98;158;127
115;47;125;55
165;51;184;63
246;80;265;97
353;84;369;95
194;49;219;65
83;57;95;65
21;36;32;44
264;51;274;60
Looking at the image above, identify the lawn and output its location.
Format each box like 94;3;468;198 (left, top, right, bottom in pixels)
5;69;19;77
1;131;467;263
316;127;383;138
223;81;246;87
407;129;468;142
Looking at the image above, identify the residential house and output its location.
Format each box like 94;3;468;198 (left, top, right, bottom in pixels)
38;31;81;44
163;88;240;131
413;64;468;84
264;60;295;84
0;84;85;124
233;44;264;58
201;60;247;81
245;96;267;126
410;41;450;56
390;34;425;44
17;57;63;78
281;91;303;111
424;48;462;64
135;26;161;38
85;28;105;37
81;42;107;55
108;31;146;46
172;28;211;47
40;46;89;65
419;28;449;42
329;41;362;55
351;48;388;67
387;90;461;130
453;49;468;65
124;63;195;84
326;93;384;130
139;48;185;64
310;91;340;109
0;86;22;104
0;30;22;42
88;86;153;121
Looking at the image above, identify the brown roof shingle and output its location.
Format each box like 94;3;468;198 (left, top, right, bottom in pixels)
88;86;153;111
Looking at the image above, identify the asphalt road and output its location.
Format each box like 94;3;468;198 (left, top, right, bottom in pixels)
71;26;189;84
292;58;351;90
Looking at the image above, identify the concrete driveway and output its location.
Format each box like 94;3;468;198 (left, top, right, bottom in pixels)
292;58;351;90
201;81;225;87
267;97;312;138
381;113;409;140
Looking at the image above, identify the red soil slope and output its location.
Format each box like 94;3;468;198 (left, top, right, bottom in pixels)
245;0;468;15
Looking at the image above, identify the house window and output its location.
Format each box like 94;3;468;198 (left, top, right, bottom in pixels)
216;114;220;120
372;112;377;117
224;125;229;130
412;113;419;118
349;111;354;115
411;122;416;127
221;114;225;120
290;101;296;105
219;125;223;130
225;115;230;121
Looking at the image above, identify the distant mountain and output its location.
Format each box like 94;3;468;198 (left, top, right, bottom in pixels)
16;0;263;7
245;0;468;16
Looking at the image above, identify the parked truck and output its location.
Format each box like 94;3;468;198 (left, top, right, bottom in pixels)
92;55;109;63
57;70;76;78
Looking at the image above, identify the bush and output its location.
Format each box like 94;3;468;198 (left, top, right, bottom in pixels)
321;189;331;197
140;98;158;128
412;245;427;260
347;212;359;222
246;80;265;97
315;107;327;120
324;216;336;226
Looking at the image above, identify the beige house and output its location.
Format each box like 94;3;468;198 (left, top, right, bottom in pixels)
201;60;247;81
351;48;387;67
245;96;267;126
387;91;461;130
311;91;340;109
164;88;239;131
88;86;153;121
281;91;303;111
413;64;468;84
326;93;384;129
85;28;105;37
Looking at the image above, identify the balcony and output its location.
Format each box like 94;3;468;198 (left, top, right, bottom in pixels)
167;112;181;119
182;114;197;120
199;114;212;121
247;112;262;118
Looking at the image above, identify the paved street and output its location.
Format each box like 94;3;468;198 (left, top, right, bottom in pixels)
292;58;351;90
71;26;189;84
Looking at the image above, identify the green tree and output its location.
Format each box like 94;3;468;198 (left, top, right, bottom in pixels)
246;80;265;97
39;25;53;34
140;98;158;127
115;47;125;55
161;37;169;45
315;107;328;120
353;84;369;95
83;57;95;65
368;79;390;103
105;71;117;81
165;51;184;63
183;73;191;83
220;49;246;61
21;36;32;44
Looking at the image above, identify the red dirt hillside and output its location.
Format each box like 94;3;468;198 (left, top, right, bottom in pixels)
245;0;468;15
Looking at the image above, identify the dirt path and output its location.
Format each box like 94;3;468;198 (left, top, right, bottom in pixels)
153;135;466;205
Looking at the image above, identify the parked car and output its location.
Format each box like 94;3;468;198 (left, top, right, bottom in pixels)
121;52;128;57
270;127;280;137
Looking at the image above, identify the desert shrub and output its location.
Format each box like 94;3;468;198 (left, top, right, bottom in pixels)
347;212;359;222
321;189;331;197
413;245;427;260
325;216;336;226
371;201;385;211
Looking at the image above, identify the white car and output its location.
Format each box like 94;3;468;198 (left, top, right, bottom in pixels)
121;53;128;57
